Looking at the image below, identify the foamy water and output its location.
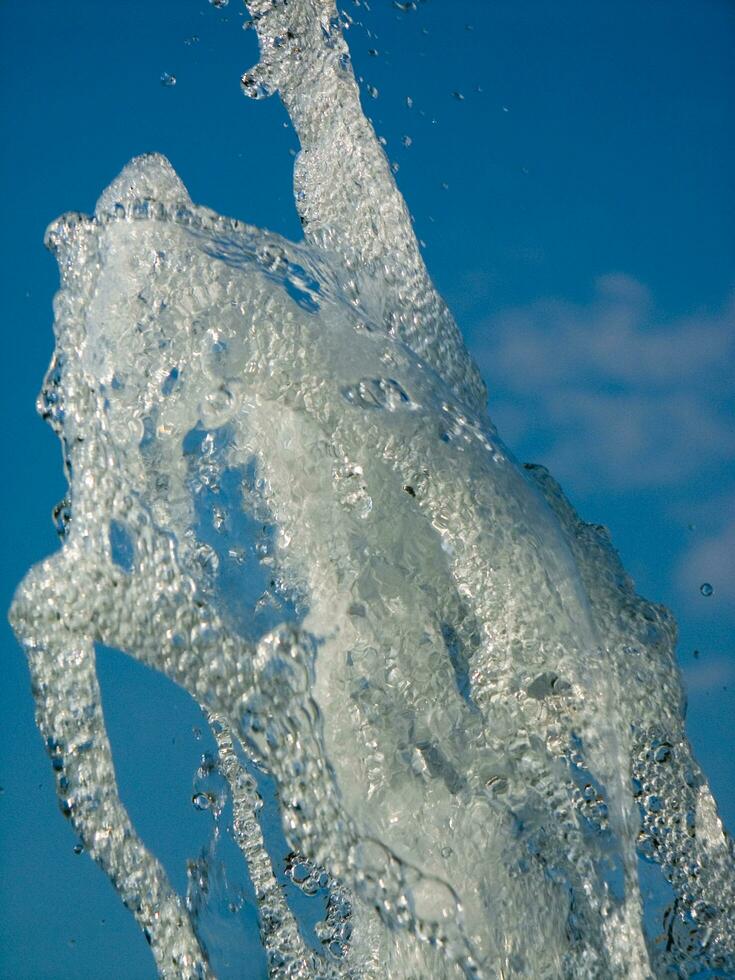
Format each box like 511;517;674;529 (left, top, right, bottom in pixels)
10;2;734;977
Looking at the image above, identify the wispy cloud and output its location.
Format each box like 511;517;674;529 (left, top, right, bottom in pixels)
470;274;735;490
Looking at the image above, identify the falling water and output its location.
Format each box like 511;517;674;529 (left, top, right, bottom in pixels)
9;2;734;977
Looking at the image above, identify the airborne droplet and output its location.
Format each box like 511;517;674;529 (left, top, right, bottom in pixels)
192;792;211;811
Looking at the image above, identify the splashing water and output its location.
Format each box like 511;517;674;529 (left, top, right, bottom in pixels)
9;2;734;978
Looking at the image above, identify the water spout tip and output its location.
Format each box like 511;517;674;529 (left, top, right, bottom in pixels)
94;152;191;218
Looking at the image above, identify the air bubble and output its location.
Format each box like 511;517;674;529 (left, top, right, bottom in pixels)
342;378;412;411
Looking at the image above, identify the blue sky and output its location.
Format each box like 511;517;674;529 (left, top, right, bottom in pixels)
0;1;733;977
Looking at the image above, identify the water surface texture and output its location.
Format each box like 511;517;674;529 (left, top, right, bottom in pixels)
8;2;734;978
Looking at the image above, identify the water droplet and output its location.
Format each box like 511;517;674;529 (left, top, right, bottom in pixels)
73;842;84;855
209;0;228;7
367;84;379;99
184;35;199;46
290;860;311;885
401;135;412;147
241;72;275;100
452;91;465;101
406;96;414;108
368;48;379;57
192;792;211;811
700;582;713;597
160;73;177;88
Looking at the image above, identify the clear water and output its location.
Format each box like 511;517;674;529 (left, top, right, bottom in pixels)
9;2;734;978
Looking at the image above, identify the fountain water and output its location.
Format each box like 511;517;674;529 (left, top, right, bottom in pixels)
10;2;734;977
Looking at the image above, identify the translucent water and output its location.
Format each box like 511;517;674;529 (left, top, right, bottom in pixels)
9;2;734;977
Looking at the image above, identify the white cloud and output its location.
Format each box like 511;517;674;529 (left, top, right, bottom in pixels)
470;274;735;490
